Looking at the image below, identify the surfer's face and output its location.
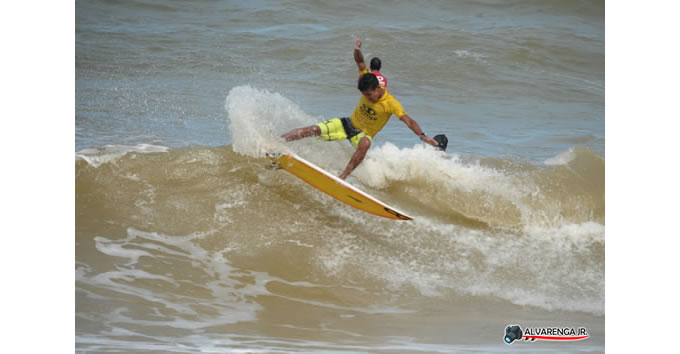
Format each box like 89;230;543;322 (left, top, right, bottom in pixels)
361;87;382;103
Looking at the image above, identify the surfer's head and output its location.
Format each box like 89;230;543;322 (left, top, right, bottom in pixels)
358;73;382;103
358;73;379;91
370;57;382;71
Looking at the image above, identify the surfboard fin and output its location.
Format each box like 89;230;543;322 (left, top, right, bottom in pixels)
266;152;283;170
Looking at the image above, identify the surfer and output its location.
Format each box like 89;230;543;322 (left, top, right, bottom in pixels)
281;72;441;180
353;36;387;89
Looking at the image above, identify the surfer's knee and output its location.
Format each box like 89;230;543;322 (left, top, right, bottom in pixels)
358;136;371;151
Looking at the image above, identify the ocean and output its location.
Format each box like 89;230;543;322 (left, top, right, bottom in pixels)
75;0;605;352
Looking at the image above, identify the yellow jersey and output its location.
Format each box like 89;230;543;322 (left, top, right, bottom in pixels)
350;91;405;137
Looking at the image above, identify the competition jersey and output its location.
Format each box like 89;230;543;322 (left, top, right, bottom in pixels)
350;90;405;137
359;68;387;88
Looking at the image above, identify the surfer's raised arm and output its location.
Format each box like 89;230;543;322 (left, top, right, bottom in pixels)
353;36;367;72
353;36;388;88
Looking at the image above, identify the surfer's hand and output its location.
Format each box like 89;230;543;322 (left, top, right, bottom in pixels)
420;135;438;148
353;36;362;50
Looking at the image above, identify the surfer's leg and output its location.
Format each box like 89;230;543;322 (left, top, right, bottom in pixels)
339;136;371;180
348;131;372;149
314;118;349;142
281;125;321;141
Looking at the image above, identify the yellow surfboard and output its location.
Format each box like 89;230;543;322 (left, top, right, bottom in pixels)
267;153;412;220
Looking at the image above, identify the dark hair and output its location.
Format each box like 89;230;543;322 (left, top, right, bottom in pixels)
370;57;382;71
358;73;379;92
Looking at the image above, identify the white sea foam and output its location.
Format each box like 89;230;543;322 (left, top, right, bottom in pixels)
86;228;266;327
75;144;169;168
225;85;318;157
544;147;577;166
454;49;488;64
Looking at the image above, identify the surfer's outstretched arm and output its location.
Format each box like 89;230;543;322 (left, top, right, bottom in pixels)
399;114;439;147
281;125;321;141
339;136;371;180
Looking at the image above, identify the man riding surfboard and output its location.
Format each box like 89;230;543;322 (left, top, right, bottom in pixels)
281;38;444;180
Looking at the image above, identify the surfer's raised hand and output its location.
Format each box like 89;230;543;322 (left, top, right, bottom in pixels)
353;36;362;50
